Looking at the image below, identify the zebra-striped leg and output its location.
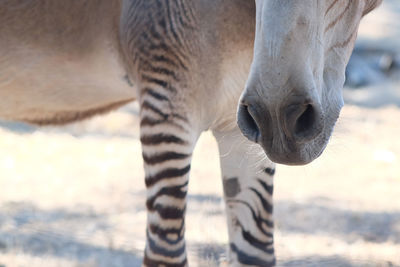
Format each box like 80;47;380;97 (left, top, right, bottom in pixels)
140;90;198;267
213;128;276;267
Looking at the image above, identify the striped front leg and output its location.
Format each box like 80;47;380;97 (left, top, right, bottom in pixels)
213;128;276;267
140;93;198;267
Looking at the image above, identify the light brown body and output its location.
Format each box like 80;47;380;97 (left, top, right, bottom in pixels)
0;1;134;124
0;0;255;129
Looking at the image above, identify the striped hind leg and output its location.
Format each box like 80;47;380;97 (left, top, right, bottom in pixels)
139;87;199;267
213;127;276;267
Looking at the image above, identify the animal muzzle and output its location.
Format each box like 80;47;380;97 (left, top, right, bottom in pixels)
237;95;325;165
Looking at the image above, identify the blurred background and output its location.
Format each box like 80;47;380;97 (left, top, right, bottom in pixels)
0;1;399;267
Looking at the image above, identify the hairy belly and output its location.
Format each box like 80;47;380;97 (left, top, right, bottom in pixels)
0;46;136;125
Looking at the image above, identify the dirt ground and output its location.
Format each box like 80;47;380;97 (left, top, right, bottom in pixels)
1;2;400;267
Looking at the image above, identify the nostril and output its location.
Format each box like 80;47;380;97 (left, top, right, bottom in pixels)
283;101;323;143
237;104;260;143
294;104;315;137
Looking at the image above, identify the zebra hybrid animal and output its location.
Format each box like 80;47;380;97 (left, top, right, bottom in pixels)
0;0;382;266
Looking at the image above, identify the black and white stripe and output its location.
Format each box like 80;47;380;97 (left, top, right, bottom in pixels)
121;1;197;265
225;169;276;267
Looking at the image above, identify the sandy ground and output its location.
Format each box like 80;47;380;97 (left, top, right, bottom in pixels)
0;101;399;267
1;2;400;267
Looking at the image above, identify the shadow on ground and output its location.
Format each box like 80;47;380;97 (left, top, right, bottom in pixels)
1;195;399;266
0;202;142;267
279;255;396;267
275;198;400;244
